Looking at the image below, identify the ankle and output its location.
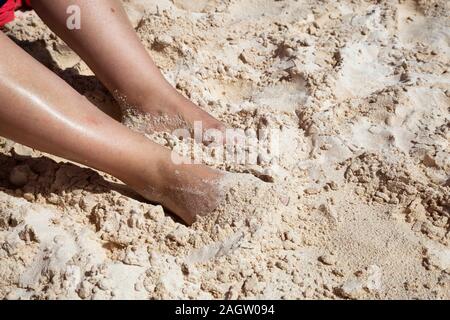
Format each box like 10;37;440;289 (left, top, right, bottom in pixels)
126;79;177;106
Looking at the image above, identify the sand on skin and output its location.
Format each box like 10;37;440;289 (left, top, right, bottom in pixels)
0;0;449;299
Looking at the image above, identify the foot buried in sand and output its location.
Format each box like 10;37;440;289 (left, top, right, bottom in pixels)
114;90;226;141
192;173;282;237
130;163;280;229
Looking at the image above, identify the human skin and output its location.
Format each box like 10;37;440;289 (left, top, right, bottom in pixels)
0;32;225;225
31;0;226;135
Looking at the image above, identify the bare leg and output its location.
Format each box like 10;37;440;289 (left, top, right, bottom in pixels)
31;0;226;136
0;32;224;225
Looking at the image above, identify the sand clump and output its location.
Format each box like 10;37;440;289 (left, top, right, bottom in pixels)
0;0;449;299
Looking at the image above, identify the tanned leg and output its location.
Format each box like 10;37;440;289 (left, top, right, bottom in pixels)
31;0;226;136
0;32;225;225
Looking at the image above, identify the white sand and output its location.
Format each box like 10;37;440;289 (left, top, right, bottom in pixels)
0;0;449;299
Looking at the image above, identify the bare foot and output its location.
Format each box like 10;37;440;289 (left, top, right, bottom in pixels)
114;83;226;139
158;165;229;225
123;159;229;225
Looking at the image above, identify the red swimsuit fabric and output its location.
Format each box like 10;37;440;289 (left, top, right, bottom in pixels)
0;0;32;27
